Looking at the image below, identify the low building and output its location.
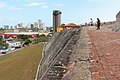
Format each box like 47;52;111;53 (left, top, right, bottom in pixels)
6;41;22;48
4;32;39;38
57;23;80;32
0;32;50;39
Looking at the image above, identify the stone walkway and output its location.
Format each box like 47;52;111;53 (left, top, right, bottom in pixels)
62;27;91;80
87;26;120;80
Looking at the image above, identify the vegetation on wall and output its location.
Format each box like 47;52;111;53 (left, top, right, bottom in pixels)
34;34;49;44
0;37;9;48
17;34;31;41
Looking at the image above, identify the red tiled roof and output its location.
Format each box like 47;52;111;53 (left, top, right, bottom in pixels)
59;23;80;27
65;23;79;27
0;34;3;36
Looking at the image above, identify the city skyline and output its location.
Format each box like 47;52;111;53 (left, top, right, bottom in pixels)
3;19;44;30
0;0;120;27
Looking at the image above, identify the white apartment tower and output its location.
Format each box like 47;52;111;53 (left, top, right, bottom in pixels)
34;22;38;28
27;23;31;29
38;19;43;30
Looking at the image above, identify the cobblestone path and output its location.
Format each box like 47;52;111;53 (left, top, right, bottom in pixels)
88;26;120;80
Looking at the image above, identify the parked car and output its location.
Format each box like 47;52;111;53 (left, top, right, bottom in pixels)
1;47;7;54
10;46;15;51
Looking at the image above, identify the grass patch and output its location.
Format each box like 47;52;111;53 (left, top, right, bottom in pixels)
0;44;44;80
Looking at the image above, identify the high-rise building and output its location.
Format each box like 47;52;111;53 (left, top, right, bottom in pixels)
17;23;23;28
41;23;46;30
38;19;42;29
4;25;9;29
27;23;31;29
34;22;38;28
14;25;17;29
10;26;13;29
30;24;34;29
53;10;62;32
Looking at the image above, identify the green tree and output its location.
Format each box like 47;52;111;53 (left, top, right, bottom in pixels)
24;39;32;46
0;37;3;46
0;37;9;48
24;40;29;46
17;34;31;41
2;43;9;48
39;34;46;37
38;36;48;42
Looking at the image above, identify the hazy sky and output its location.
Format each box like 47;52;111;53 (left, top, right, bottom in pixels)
0;0;120;27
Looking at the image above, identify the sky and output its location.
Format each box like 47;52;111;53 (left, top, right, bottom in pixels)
0;0;120;27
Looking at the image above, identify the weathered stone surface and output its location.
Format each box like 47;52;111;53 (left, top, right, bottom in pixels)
36;27;91;80
112;21;120;32
62;27;91;80
37;28;82;80
116;11;120;22
112;11;120;32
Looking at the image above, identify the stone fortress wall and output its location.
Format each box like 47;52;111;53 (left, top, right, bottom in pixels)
37;28;83;80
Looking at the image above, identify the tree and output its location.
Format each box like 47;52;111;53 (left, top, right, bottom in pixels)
38;36;48;42
17;34;31;41
0;37;3;46
0;37;9;48
24;39;31;46
2;43;9;48
39;34;46;37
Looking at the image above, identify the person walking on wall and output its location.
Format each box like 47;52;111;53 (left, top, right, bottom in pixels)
90;18;93;26
96;18;100;30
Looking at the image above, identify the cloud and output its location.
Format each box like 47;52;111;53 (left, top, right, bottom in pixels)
53;3;65;7
42;5;48;8
40;2;47;5
9;6;23;10
0;2;22;10
0;2;6;7
25;2;40;6
25;1;48;8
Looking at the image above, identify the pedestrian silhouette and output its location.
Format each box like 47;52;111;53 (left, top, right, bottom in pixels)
96;18;100;30
90;18;93;26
